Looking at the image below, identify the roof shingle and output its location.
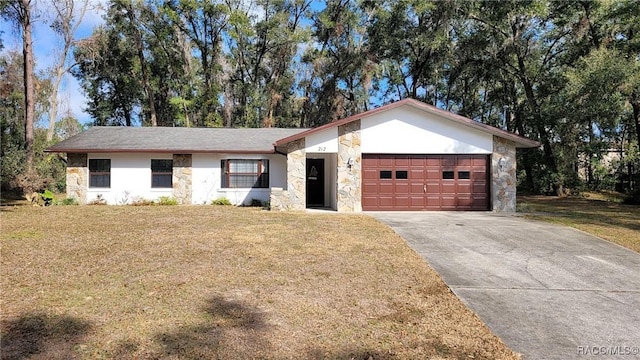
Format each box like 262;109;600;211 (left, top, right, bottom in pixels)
47;127;308;154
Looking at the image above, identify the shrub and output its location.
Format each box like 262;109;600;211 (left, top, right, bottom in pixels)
88;194;107;205
622;190;640;205
40;189;55;206
211;197;232;206
248;198;262;207
157;196;178;205
130;197;155;206
58;197;79;205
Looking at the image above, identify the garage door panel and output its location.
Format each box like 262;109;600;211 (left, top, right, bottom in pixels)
441;196;457;206
362;182;379;193
379;183;394;194
441;183;456;194
363;169;379;180
394;197;409;207
378;157;394;166
473;183;487;193
362;154;489;211
473;171;487;180
378;196;393;207
425;170;440;179
457;157;471;166
456;183;472;193
394;157;409;166
472;157;487;166
394;183;410;194
441;156;455;166
410;183;425;193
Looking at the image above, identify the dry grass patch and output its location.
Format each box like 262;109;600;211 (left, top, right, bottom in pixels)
518;194;640;253
1;206;517;359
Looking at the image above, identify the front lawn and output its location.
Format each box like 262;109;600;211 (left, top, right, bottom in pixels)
518;193;640;253
1;206;517;359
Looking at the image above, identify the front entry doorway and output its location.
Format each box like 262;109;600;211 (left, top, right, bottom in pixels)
306;158;324;207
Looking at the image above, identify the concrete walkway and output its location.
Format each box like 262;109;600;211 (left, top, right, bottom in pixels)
370;212;640;360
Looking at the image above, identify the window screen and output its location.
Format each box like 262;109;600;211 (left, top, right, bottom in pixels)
151;159;173;188
222;160;269;188
89;159;111;188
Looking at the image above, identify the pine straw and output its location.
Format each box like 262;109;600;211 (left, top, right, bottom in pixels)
1;206;518;359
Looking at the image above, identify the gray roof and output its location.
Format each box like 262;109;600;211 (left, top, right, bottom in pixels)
47;126;309;154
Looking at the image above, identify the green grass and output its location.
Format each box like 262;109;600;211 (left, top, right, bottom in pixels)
1;206;517;359
518;193;640;253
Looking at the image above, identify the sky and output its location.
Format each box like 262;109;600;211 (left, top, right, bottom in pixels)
1;1;107;126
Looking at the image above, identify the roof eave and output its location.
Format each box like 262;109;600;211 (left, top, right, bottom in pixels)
45;148;277;154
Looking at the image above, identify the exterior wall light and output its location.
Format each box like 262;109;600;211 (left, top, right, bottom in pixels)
346;157;355;168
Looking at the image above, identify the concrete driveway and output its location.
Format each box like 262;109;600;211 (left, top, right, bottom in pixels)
371;212;640;360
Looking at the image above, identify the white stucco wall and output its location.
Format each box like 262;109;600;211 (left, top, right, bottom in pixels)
360;106;493;154
192;153;288;205
85;152;287;205
86;153;173;204
305;127;338;153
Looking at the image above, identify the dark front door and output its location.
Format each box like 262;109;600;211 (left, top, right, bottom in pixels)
306;158;324;207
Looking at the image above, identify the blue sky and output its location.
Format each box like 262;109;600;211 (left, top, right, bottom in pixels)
1;1;107;126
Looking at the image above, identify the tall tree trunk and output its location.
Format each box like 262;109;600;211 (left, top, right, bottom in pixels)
21;0;35;170
46;67;62;141
632;95;640;153
127;9;157;127
516;55;559;193
47;0;89;141
516;113;535;192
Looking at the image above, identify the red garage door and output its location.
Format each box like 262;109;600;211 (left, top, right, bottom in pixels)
362;154;489;211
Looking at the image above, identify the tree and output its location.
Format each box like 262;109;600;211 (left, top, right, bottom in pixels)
366;0;454;105
224;0;311;128
73;26;142;126
2;0;36;170
45;0;89;141
1;50;66;194
164;0;230;127
301;0;376;125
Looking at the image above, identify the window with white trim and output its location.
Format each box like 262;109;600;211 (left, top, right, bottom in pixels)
89;159;111;188
151;159;173;188
221;159;269;188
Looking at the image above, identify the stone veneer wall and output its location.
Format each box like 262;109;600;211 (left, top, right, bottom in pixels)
337;120;362;212
66;153;88;204
492;136;517;212
270;139;306;211
172;154;192;204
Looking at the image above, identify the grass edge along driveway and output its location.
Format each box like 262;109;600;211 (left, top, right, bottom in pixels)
517;194;640;254
1;206;518;359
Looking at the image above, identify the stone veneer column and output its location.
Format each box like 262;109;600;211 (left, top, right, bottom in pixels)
172;154;192;204
492;136;517;212
270;139;306;211
66;153;88;204
337;120;362;212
